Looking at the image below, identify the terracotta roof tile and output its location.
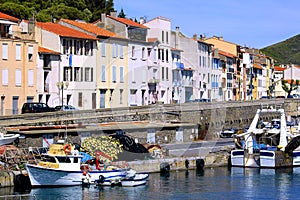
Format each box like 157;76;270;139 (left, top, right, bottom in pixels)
274;66;286;71
36;22;97;40
218;50;236;58
38;46;60;55
171;47;183;52
253;64;263;69
60;19;117;38
148;37;158;43
0;11;19;22
108;16;148;29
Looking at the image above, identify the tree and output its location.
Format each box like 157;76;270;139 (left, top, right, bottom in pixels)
281;79;300;98
118;8;126;18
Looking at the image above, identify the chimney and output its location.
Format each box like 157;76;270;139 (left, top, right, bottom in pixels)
101;13;106;23
175;26;179;49
110;11;117;18
193;34;197;40
140;17;145;24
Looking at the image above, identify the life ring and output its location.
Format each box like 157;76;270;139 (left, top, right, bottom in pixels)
64;144;72;154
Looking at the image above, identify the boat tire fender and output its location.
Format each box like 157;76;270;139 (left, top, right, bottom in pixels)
64;144;72;154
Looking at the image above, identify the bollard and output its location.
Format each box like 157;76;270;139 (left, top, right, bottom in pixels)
185;159;189;169
160;162;170;176
196;159;205;171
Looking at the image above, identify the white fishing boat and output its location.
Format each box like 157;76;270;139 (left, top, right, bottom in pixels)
0;132;20;146
26;143;128;187
231;104;300;168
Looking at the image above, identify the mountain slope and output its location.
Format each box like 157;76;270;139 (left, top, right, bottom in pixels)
260;34;300;65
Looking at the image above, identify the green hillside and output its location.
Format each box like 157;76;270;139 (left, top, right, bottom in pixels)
0;0;115;23
260;34;300;65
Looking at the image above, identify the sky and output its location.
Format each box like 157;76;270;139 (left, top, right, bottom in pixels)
113;0;300;49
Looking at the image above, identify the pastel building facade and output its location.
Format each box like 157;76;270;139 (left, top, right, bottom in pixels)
0;12;38;115
19;20;98;109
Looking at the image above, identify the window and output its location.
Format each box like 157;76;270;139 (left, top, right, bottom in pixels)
153;49;157;62
112;66;116;82
142;47;145;60
84;41;90;56
2;43;8;60
162;49;164;61
85;67;91;82
166;49;169;62
120;66;124;83
28;69;34;86
78;92;82;107
90;41;93;56
2;69;8;85
158;49;161;60
101;65;106;82
28;45;33;61
63;67;72;81
162;67;164;80
74;67;80;81
79;40;83;55
162;31;164;43
112;43;118;58
120;45;124;59
101;42;106;57
16;69;21;86
16;44;21;60
120;89;123;104
131;46;135;58
166;67;169;80
166;32;169;44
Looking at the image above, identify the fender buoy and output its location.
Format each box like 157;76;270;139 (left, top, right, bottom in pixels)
64;144;72;154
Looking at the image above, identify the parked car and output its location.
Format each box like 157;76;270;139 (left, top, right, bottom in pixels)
54;105;77;111
21;102;55;114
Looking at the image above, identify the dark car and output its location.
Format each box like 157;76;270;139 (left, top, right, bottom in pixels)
21;102;55;114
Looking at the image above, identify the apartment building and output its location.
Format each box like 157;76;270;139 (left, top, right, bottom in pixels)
19;20;98;109
144;17;172;104
204;36;243;101
0;12;38;115
170;27;196;103
58;19;129;109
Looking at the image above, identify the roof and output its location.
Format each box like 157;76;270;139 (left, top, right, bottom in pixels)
35;22;97;40
274;66;286;72
148;37;158;43
60;19;117;38
253;64;263;70
0;11;19;22
38;46;60;55
171;47;183;52
107;16;148;29
218;50;236;58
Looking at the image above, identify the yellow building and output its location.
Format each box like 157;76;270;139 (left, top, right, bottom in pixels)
0;12;38;115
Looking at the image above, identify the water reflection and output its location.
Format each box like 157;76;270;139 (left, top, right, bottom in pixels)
1;167;300;199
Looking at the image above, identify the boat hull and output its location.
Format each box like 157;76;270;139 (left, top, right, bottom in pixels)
231;149;298;168
0;134;19;146
97;173;149;187
26;164;127;187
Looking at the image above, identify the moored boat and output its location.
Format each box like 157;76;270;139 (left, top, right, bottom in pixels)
231;104;300;168
95;172;149;187
0;132;20;146
26;143;128;187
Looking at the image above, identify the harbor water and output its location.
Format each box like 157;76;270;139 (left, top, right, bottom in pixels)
1;167;300;200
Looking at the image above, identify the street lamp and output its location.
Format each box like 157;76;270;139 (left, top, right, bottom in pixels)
56;81;69;108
